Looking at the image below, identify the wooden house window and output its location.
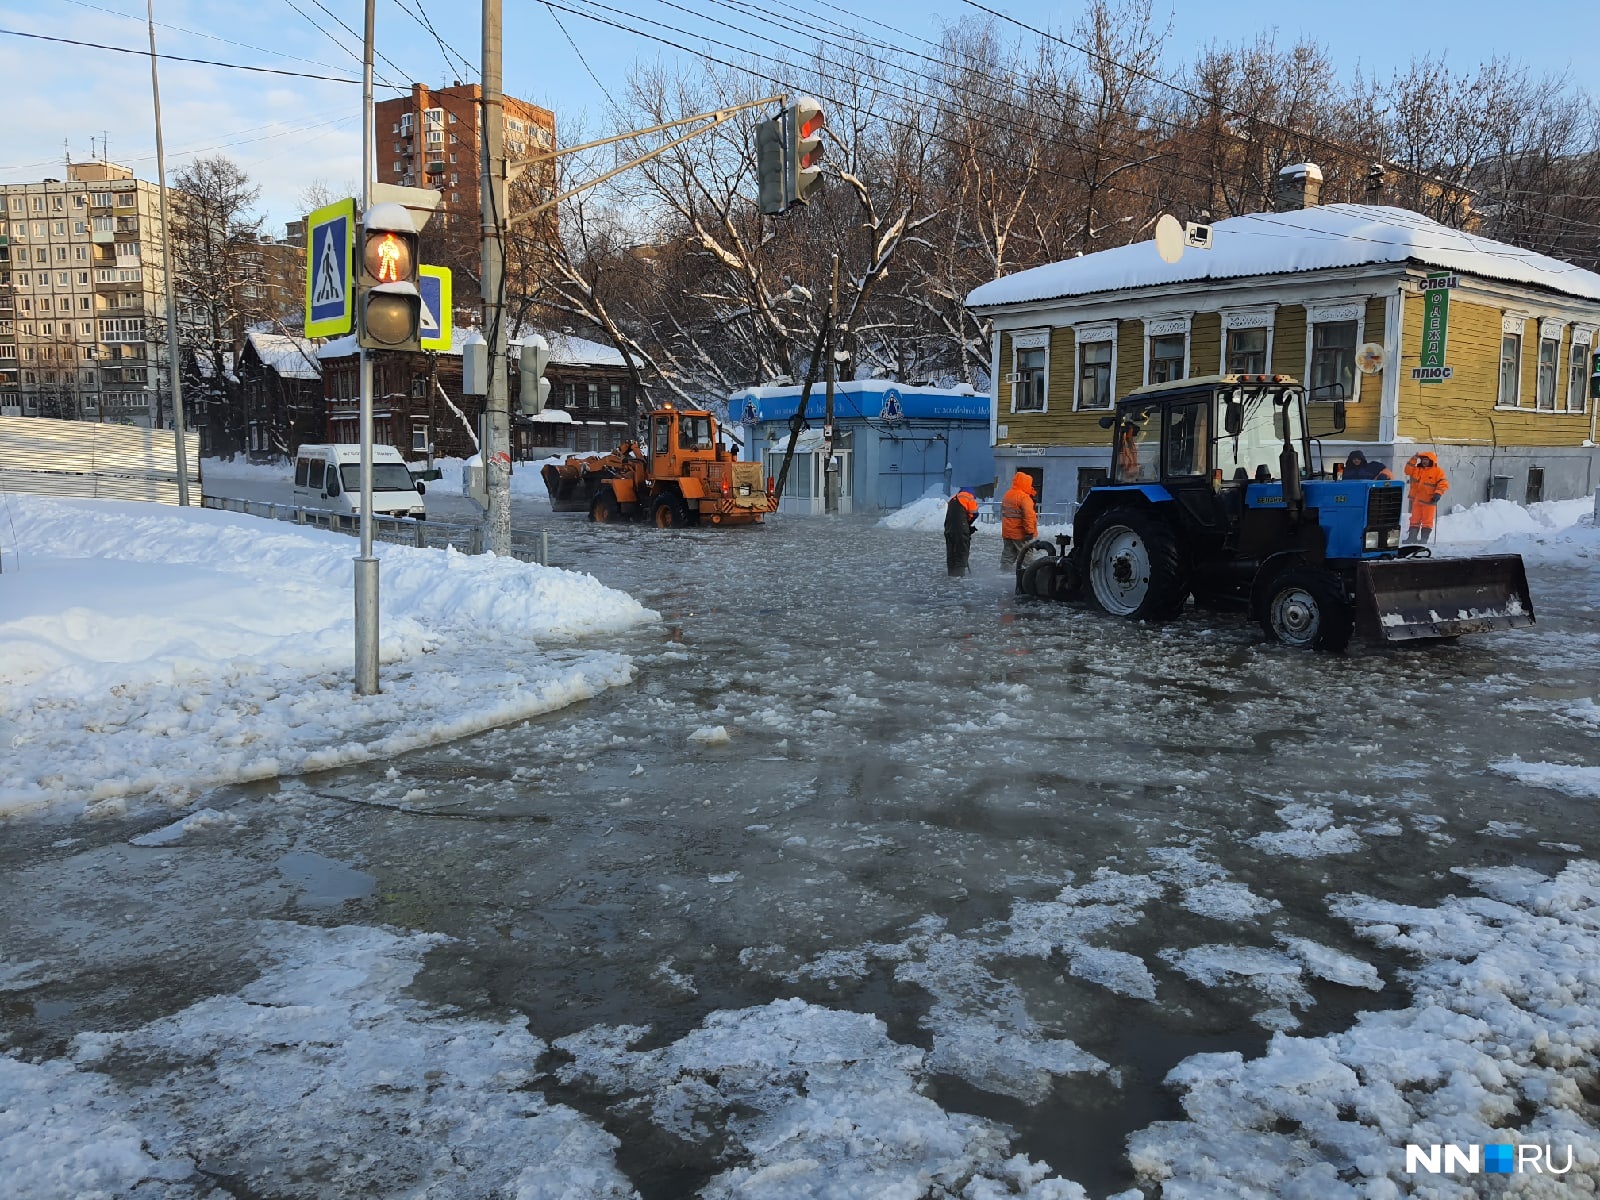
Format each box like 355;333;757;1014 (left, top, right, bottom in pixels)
1013;347;1046;411
1075;328;1114;410
1536;336;1559;410
1225;327;1268;374
1498;334;1521;407
1148;334;1185;383
1309;320;1357;403
1568;334;1592;413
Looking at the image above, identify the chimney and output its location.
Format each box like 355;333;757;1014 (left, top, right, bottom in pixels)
1275;162;1323;212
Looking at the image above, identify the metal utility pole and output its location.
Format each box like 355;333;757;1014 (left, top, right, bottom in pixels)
146;0;190;505
480;0;512;556
823;253;840;515
354;0;380;694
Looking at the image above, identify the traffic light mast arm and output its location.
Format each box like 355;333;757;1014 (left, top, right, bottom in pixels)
506;94;784;179
504;95;786;230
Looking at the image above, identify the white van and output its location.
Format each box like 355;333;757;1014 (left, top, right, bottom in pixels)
292;444;427;521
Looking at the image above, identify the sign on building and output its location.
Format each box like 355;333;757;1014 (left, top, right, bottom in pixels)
305;198;356;338
418;265;453;353
1415;272;1454;383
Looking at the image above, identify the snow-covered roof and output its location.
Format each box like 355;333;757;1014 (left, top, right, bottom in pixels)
316;327;633;368
966;204;1600;311
248;332;320;380
526;408;573;423
510;329;632;368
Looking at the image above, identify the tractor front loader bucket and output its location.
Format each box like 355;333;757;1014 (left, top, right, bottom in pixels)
541;463;596;512
1354;554;1535;642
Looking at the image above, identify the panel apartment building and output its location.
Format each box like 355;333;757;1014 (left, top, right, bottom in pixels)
0;162;175;428
374;82;556;308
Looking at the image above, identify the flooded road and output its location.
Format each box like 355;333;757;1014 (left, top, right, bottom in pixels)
3;503;1597;1197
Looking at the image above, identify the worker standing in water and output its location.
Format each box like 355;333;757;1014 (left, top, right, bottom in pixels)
944;488;979;576
1404;452;1450;543
999;472;1038;569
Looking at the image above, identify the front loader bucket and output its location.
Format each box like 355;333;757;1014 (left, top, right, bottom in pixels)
542;464;597;512
1354;554;1535;642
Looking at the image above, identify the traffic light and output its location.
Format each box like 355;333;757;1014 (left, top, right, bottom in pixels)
357;201;421;352
519;334;551;416
785;98;826;206
754;116;786;217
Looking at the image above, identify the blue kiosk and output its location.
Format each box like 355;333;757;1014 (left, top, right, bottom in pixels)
729;381;994;515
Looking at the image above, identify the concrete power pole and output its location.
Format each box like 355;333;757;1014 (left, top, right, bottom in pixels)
480;0;512;556
146;0;190;505
353;0;380;694
823;253;840;515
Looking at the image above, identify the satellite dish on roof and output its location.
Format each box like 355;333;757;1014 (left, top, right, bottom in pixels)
1357;343;1385;374
1154;213;1184;264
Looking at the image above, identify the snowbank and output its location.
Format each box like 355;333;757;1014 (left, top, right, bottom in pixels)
877;492;1070;540
0;495;656;816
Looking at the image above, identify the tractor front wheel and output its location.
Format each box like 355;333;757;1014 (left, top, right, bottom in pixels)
590;492;620;523
651;495;689;528
1086;507;1187;621
1259;566;1353;652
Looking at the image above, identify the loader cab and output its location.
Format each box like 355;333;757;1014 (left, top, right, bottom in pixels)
648;408;718;475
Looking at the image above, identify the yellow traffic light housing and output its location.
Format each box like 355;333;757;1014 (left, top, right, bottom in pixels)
357;203;422;352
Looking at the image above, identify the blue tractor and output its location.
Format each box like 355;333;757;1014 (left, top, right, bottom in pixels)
1017;374;1534;651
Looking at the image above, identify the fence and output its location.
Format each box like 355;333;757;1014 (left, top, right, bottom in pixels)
200;496;551;565
976;499;1076;529
0;414;200;505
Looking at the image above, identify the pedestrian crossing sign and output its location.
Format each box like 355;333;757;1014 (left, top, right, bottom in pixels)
305;198;355;337
418;265;452;352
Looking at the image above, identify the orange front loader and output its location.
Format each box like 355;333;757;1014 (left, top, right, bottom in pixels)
541;405;775;528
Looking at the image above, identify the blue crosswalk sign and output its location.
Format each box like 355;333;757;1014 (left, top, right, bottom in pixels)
305;198;355;337
418;265;452;352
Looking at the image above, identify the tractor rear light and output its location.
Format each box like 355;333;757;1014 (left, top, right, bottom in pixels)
721;478;730;495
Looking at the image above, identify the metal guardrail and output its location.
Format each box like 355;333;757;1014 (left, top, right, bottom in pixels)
200;496;551;565
976;499;1076;528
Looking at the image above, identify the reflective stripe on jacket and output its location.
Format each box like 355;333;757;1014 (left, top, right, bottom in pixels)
999;471;1037;540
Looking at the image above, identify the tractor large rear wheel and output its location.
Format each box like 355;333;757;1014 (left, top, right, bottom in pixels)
1086;507;1188;621
1259;566;1353;652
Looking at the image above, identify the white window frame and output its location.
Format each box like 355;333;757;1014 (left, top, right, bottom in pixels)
1143;314;1190;385
1009;328;1050;414
1567;325;1594;414
1497;315;1527;409
1073;322;1117;411
1303;300;1366;404
1535;319;1563;412
1219;306;1276;374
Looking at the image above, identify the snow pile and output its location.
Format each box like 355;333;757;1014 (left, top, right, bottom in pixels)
428;454;564;501
0;495;655;815
1436;495;1595;554
877;492;1071;540
1;923;635;1200
1128;860;1600;1196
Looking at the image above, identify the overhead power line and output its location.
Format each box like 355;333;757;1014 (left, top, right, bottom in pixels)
56;0;356;75
0;27;405;85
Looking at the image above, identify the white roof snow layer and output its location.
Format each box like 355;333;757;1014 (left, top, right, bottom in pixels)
965;204;1600;310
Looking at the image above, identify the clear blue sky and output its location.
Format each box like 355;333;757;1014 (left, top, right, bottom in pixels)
2;0;1591;232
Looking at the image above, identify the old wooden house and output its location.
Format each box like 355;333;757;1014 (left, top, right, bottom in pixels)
966;183;1600;513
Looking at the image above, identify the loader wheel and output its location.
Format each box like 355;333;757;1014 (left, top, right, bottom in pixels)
651;496;689;528
1086;507;1187;621
1259;566;1353;653
590;492;620;523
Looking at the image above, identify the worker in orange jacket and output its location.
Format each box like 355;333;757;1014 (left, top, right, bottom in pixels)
944;488;980;576
999;471;1038;569
1404;452;1450;543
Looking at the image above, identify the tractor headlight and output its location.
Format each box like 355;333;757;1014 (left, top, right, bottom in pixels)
1364;530;1381;549
1386;529;1401;548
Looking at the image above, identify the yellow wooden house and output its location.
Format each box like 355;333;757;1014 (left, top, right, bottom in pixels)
966;200;1600;514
